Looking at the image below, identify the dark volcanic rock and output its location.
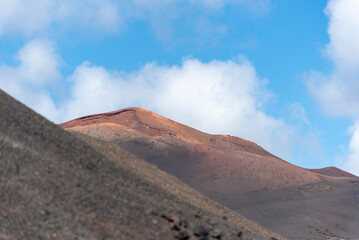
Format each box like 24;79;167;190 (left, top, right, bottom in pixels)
210;228;222;238
0;90;285;239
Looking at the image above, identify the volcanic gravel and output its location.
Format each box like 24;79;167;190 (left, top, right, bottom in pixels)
0;90;285;239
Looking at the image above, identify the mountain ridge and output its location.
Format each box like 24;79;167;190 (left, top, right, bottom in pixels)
61;106;359;239
61;107;357;180
61;107;293;166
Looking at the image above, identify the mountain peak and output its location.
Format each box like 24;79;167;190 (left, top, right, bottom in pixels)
61;107;274;158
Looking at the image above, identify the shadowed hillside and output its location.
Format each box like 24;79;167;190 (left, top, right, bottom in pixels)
0;90;285;239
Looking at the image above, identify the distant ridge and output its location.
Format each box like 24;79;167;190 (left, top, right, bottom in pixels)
62;107;358;194
309;166;359;178
62;106;359;239
62;107;281;160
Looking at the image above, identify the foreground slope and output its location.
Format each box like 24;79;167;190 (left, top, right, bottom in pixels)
0;91;284;239
62;107;359;240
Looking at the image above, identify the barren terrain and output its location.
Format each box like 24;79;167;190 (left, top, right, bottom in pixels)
0;90;284;239
62;107;359;239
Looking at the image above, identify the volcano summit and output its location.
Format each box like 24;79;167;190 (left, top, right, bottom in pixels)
62;107;359;239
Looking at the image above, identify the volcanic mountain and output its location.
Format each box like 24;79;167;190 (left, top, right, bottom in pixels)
0;90;287;239
62;107;359;240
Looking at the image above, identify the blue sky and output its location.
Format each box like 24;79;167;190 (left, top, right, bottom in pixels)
1;0;359;175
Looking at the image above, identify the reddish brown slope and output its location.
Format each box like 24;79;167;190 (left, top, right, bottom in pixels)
309;166;359;178
61;107;357;196
61;107;359;240
61;107;275;157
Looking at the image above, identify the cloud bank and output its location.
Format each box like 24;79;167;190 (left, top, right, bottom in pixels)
0;39;319;161
0;0;122;36
0;0;271;43
0;39;62;121
0;0;323;167
66;57;297;159
308;0;359;175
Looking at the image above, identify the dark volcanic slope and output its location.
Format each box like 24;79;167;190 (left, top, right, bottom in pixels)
0;91;285;239
62;107;359;240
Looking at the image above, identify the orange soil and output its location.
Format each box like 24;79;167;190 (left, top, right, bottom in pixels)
61;107;358;194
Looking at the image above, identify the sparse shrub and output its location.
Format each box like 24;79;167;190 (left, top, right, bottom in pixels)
262;185;268;191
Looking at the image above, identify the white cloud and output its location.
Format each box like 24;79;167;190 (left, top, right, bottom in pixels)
308;0;359;174
343;122;359;175
16;39;61;84
325;0;359;71
0;39;321;164
190;0;225;10
64;62;127;119
62;56;314;161
0;0;54;36
0;39;62;121
0;0;122;37
128;0;271;43
190;0;272;13
0;0;271;44
289;102;310;126
56;0;122;33
309;0;359;118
